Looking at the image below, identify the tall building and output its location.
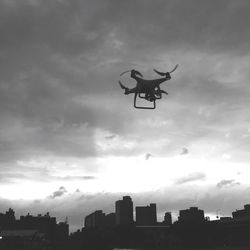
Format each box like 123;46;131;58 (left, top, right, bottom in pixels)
178;207;205;223
163;212;172;226
115;196;133;226
136;203;157;226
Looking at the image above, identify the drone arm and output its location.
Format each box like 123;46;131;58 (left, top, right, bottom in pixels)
160;89;168;95
119;81;137;95
119;81;127;90
131;70;143;80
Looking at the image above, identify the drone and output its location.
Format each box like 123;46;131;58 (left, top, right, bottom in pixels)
119;64;178;109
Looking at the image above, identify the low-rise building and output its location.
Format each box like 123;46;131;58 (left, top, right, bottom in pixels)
136;203;157;226
84;210;106;229
232;204;250;220
178;207;205;223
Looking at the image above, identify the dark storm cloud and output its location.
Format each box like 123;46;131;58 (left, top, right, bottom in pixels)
0;0;250;233
216;179;240;189
175;172;206;184
0;0;250;224
0;0;250;166
0;0;109;165
105;0;250;55
0;0;108;55
18;0;250;55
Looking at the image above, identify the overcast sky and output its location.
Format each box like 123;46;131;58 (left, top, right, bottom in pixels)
1;0;250;232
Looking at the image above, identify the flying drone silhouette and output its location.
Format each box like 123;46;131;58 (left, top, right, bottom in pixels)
119;64;178;109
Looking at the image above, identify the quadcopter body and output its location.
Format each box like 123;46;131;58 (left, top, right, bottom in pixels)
119;65;178;109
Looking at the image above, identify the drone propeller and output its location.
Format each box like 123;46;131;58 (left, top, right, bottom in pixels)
120;70;131;76
169;64;179;73
153;69;166;76
154;64;179;76
118;81;127;89
120;69;143;77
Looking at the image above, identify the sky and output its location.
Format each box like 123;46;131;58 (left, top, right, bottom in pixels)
1;0;250;232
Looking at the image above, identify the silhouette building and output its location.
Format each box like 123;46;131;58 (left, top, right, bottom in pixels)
115;196;133;226
84;210;105;229
55;221;69;240
104;212;116;228
136;203;157;226
0;208;16;228
163;212;172;226
178;207;205;223
19;212;57;240
0;209;68;241
232;204;250;220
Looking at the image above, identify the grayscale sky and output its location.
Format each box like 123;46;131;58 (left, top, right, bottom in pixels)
1;0;250;231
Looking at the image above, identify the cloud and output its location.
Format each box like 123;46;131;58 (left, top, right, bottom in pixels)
104;0;250;55
0;159;97;184
104;134;117;140
180;147;189;155
0;1;250;231
216;179;240;189
222;153;231;160
49;186;67;199
60;175;96;181
0;0;250;168
145;153;153;160
175;172;206;184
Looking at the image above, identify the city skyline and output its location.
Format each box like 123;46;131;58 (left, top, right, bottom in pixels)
2;196;250;248
1;195;250;232
1;0;250;232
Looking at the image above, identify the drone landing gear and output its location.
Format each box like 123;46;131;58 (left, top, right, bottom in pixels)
134;93;156;109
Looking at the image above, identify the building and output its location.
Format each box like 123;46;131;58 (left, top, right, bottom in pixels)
178;207;205;223
84;210;106;229
0;209;68;242
55;222;69;240
19;212;57;240
232;204;250;220
136;203;157;226
0;230;47;249
115;196;133;226
0;208;16;229
219;217;232;222
104;213;116;228
163;212;172;226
